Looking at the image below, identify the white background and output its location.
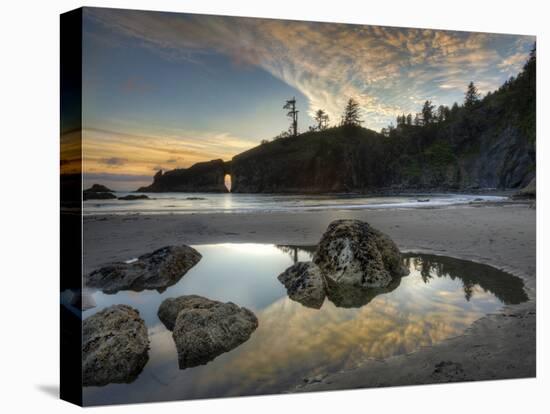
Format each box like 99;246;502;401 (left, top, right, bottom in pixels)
1;0;548;412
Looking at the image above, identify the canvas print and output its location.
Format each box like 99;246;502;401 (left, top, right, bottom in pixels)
60;6;536;407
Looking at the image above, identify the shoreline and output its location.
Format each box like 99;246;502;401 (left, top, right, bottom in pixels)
83;202;536;390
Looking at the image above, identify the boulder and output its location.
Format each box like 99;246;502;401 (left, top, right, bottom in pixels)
82;305;149;387
277;262;326;309
157;295;258;368
313;220;407;289
86;245;202;294
118;194;150;200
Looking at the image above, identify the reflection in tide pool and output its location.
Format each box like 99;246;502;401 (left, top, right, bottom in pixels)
83;244;527;405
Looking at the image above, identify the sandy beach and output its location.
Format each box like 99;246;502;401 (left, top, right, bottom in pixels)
83;202;536;390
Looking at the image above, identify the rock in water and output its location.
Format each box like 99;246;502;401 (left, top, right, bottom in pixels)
313;219;407;289
83;183;117;201
82;305;149;387
86;245;202;294
84;184;113;193
83;191;117;201
117;194;150;200
157;295;258;368
277;262;326;309
157;295;218;331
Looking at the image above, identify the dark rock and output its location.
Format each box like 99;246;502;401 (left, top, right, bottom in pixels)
82;305;149;387
118;194;150;200
158;295;216;331
417;198;430;202
83;191;116;201
157;295;258;368
313;220;407;289
137;159;229;193
277;262;326;309
86;245;202;294
185;197;206;200
84;184;113;193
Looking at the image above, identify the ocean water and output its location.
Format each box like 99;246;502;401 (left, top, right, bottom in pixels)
80;244;527;405
83;192;507;215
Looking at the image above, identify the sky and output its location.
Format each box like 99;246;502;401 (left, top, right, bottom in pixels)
81;7;535;190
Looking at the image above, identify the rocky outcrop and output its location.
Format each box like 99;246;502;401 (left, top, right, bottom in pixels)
83;184;116;201
86;245;202;294
84;192;116;200
137;159;229;193
118;194;150;200
277;262;326;309
157;295;258;368
313;220;407;289
85;184;113;193
230;128;384;193
277;220;407;308
82;305;149;386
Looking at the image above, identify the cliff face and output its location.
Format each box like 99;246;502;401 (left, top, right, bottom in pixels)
230;128;388;193
229;122;534;194
138;159;229;193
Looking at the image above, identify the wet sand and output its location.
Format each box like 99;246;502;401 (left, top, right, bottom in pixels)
83;202;536;389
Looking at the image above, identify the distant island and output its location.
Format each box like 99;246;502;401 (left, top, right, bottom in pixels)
138;47;535;194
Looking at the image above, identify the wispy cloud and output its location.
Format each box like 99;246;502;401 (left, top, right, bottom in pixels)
86;8;534;130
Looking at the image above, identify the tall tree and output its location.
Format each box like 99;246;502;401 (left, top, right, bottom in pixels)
421;100;435;124
283;97;299;137
314;109;330;130
406;113;413;125
464;81;481;108
342;98;362;126
436;105;449;122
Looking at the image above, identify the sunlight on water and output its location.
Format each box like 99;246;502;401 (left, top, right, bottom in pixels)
82;244;527;405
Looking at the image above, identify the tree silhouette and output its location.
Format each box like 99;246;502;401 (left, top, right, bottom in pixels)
436;105;450;122
421;100;435;124
464;81;481;108
342;98;362;126
283;97;299;137
314;109;330;130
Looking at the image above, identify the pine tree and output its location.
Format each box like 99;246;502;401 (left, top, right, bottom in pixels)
342;98;363;126
314;109;329;130
464;82;480;108
421;100;435;124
